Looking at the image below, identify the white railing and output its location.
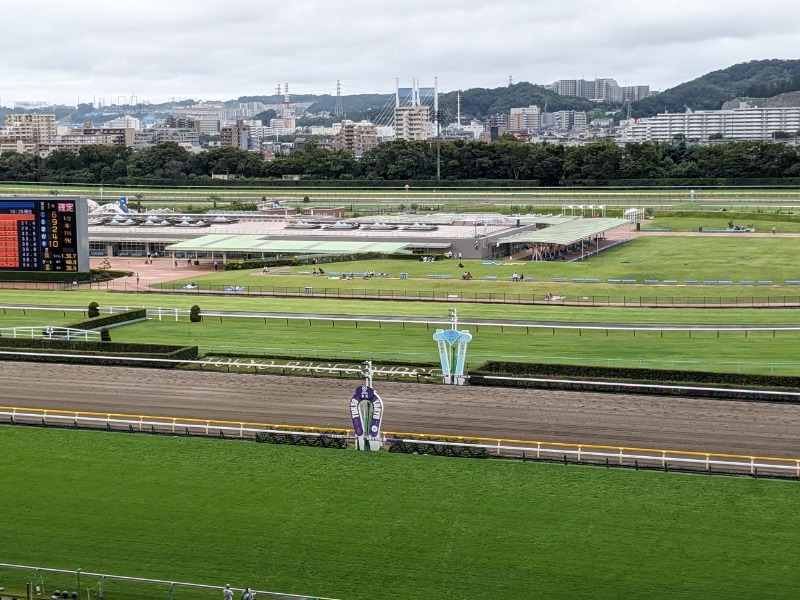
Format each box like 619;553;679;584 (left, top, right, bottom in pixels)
0;326;100;340
7;304;800;334
0;562;339;600
2;407;798;478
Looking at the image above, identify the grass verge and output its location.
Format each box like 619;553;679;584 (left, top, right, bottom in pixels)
1;427;798;600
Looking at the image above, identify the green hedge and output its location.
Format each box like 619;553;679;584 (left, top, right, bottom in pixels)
0;271;91;282
64;309;147;330
387;439;488;458
469;361;800;402
0;338;198;368
255;430;347;448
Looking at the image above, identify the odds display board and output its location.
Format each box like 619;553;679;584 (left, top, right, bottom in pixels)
0;198;89;272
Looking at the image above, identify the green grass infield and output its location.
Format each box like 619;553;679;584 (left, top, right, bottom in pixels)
1;427;799;599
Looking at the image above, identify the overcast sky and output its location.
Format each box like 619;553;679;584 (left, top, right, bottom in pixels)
1;0;798;106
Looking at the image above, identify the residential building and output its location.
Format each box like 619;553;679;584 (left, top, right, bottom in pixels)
509;105;542;131
555;111;588;131
546;78;649;103
270;117;296;132
164;114;194;129
220;120;250;149
0;139;36;154
394;105;433;141
621;86;651;102
2;113;56;143
37;127;135;156
331;120;379;153
194;119;221;135
106;114;141;129
621;103;800;142
133;127;200;149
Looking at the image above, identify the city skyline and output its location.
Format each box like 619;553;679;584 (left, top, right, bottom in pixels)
1;0;798;106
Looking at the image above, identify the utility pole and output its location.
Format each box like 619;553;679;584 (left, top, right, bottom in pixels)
436;111;441;182
435;76;440;182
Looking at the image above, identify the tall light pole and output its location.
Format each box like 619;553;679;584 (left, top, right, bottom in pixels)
436;109;442;183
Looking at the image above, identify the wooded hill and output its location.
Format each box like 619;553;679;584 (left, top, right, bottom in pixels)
630;59;800;117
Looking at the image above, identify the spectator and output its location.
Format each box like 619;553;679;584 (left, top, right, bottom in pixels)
772;226;776;235
512;272;518;282
223;585;234;600
213;260;219;271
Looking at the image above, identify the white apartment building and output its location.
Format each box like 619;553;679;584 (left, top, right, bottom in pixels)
509;105;542;131
105;114;141;129
194;119;221;135
394;104;433;141
622;104;800;142
270;117;296;132
546;79;650;103
309;124;342;136
134;128;200;149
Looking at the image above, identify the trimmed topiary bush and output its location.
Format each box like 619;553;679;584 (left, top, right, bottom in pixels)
100;327;111;342
88;301;100;318
189;305;202;323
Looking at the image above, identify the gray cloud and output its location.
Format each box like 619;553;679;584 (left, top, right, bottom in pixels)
0;0;798;105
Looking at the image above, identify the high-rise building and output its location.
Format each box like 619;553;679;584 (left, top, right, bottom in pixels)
332;120;379;153
555;111;588;131
106;114;141;129
509;106;542;131
220;120;251;149
393;78;436;141
394;105;433;141
621;86;651;102
546;78;646;103
2;113;56;143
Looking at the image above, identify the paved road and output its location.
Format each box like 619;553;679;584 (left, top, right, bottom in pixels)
2;362;799;459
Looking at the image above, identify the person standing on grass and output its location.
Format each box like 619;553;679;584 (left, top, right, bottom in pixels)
772;226;776;235
223;585;234;600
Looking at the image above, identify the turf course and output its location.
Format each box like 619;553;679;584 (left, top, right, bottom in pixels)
0;427;798;600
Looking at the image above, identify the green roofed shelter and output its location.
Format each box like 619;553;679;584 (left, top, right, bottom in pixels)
165;235;411;262
497;217;630;261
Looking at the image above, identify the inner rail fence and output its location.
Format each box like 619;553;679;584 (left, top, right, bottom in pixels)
105;282;800;307
8;279;800;308
1;407;798;480
0;562;339;600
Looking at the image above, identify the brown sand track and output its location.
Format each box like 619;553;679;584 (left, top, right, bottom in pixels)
3;361;799;459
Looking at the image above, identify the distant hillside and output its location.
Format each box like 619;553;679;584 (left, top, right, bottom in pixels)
238;93;395;116
631;59;800;118
439;83;596;120
722;90;800;109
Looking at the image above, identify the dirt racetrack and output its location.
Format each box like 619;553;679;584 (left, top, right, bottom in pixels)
2;361;799;458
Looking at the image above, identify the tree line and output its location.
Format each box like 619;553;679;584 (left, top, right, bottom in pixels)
1;138;799;186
